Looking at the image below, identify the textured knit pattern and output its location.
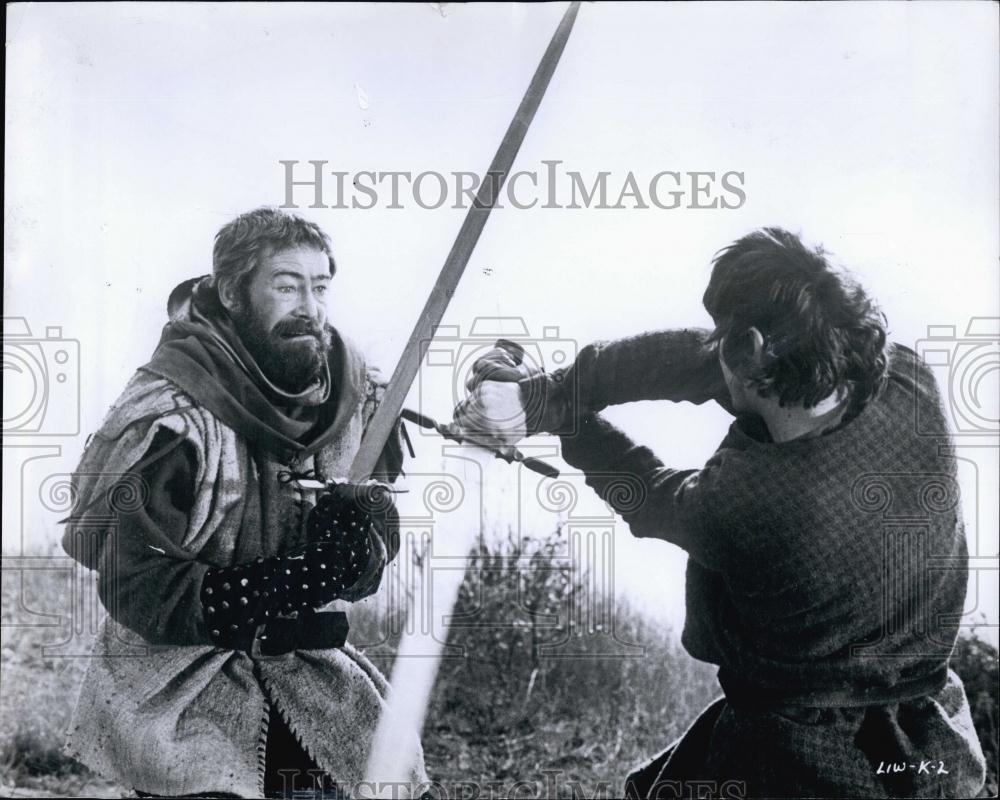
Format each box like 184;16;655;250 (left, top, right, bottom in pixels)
554;329;986;798
61;367;426;798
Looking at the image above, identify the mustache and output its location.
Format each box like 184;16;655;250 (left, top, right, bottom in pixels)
272;319;325;339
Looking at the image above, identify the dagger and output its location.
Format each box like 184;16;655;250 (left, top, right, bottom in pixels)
401;406;560;479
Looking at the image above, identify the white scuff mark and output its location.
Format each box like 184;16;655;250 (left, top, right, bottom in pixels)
364;450;490;794
525;667;539;702
429;3;449;18
147;545;166;554
354;83;370;111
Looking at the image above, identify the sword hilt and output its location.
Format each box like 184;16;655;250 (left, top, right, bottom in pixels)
399;408;437;431
520;456;560;480
494;338;525;367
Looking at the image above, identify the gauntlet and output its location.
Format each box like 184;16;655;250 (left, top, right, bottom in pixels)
200;482;398;648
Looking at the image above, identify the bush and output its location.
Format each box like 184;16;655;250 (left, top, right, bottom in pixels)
1;727;87;779
417;527;720;796
352;528;1000;798
951;626;999;797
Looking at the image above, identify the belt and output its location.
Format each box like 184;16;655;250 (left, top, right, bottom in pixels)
246;611;349;657
718;664;949;710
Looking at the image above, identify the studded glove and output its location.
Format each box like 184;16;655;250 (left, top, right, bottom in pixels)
305;481;398;602
200;482;397;648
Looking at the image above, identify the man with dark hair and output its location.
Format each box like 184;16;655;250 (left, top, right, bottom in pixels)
62;207;427;798
455;227;986;798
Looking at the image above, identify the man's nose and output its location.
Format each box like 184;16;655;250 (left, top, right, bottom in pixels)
295;288;322;320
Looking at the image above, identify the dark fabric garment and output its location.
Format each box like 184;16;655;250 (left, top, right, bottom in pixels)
549;328;735;415
263;702;343;799
552;329;985;798
625;700;726;800
626;744;676;800
628;675;982;799
517;328;735;435
559;338;964;706
91;427;213;645
143;277;364;461
60;277;426;796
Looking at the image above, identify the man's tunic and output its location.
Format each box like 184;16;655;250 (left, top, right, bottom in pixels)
62;280;427;798
548;329;986;798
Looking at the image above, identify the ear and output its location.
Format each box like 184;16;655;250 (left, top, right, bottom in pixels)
217;277;240;314
747;327;766;368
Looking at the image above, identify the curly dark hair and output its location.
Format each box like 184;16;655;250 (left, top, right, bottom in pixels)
702;227;889;411
212;207;336;306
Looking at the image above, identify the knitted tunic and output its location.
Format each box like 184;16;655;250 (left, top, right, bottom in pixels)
550;329;986;798
61;286;427;798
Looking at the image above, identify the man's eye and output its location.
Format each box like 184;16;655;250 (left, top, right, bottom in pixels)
276;285;297;294
314;285;329;295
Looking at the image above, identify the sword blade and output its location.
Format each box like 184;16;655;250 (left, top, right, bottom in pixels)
348;1;581;484
361;6;582;793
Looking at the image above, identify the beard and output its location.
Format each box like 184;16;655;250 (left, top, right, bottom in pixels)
231;307;332;394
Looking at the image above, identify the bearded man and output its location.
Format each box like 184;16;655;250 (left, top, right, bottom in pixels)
455;228;986;798
62;207;427;798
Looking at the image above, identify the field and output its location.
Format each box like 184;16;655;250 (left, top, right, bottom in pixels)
1;534;996;799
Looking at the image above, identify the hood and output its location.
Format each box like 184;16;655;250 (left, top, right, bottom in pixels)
142;276;366;461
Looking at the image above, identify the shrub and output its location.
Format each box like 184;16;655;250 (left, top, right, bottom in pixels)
418;527;720;795
1;727;87;779
951;625;999;797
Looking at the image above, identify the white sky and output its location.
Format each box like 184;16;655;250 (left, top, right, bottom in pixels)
4;1;998;640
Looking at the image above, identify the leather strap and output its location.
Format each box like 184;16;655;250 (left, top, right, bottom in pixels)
251;611;349;657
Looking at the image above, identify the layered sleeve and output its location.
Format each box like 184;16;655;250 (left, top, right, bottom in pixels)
559;413;739;572
523;328;733;432
61;387;220;647
90;428;213;646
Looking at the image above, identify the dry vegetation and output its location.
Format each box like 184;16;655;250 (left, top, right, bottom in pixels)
1;533;996;798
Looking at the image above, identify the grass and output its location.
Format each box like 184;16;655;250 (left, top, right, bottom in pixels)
1;536;997;799
0;556;121;797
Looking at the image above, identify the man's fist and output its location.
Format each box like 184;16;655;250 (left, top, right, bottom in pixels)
453;340;572;443
454;379;529;447
463;342;536;391
305;481;398;602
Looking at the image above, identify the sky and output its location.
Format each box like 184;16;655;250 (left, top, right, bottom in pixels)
4;1;998;640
